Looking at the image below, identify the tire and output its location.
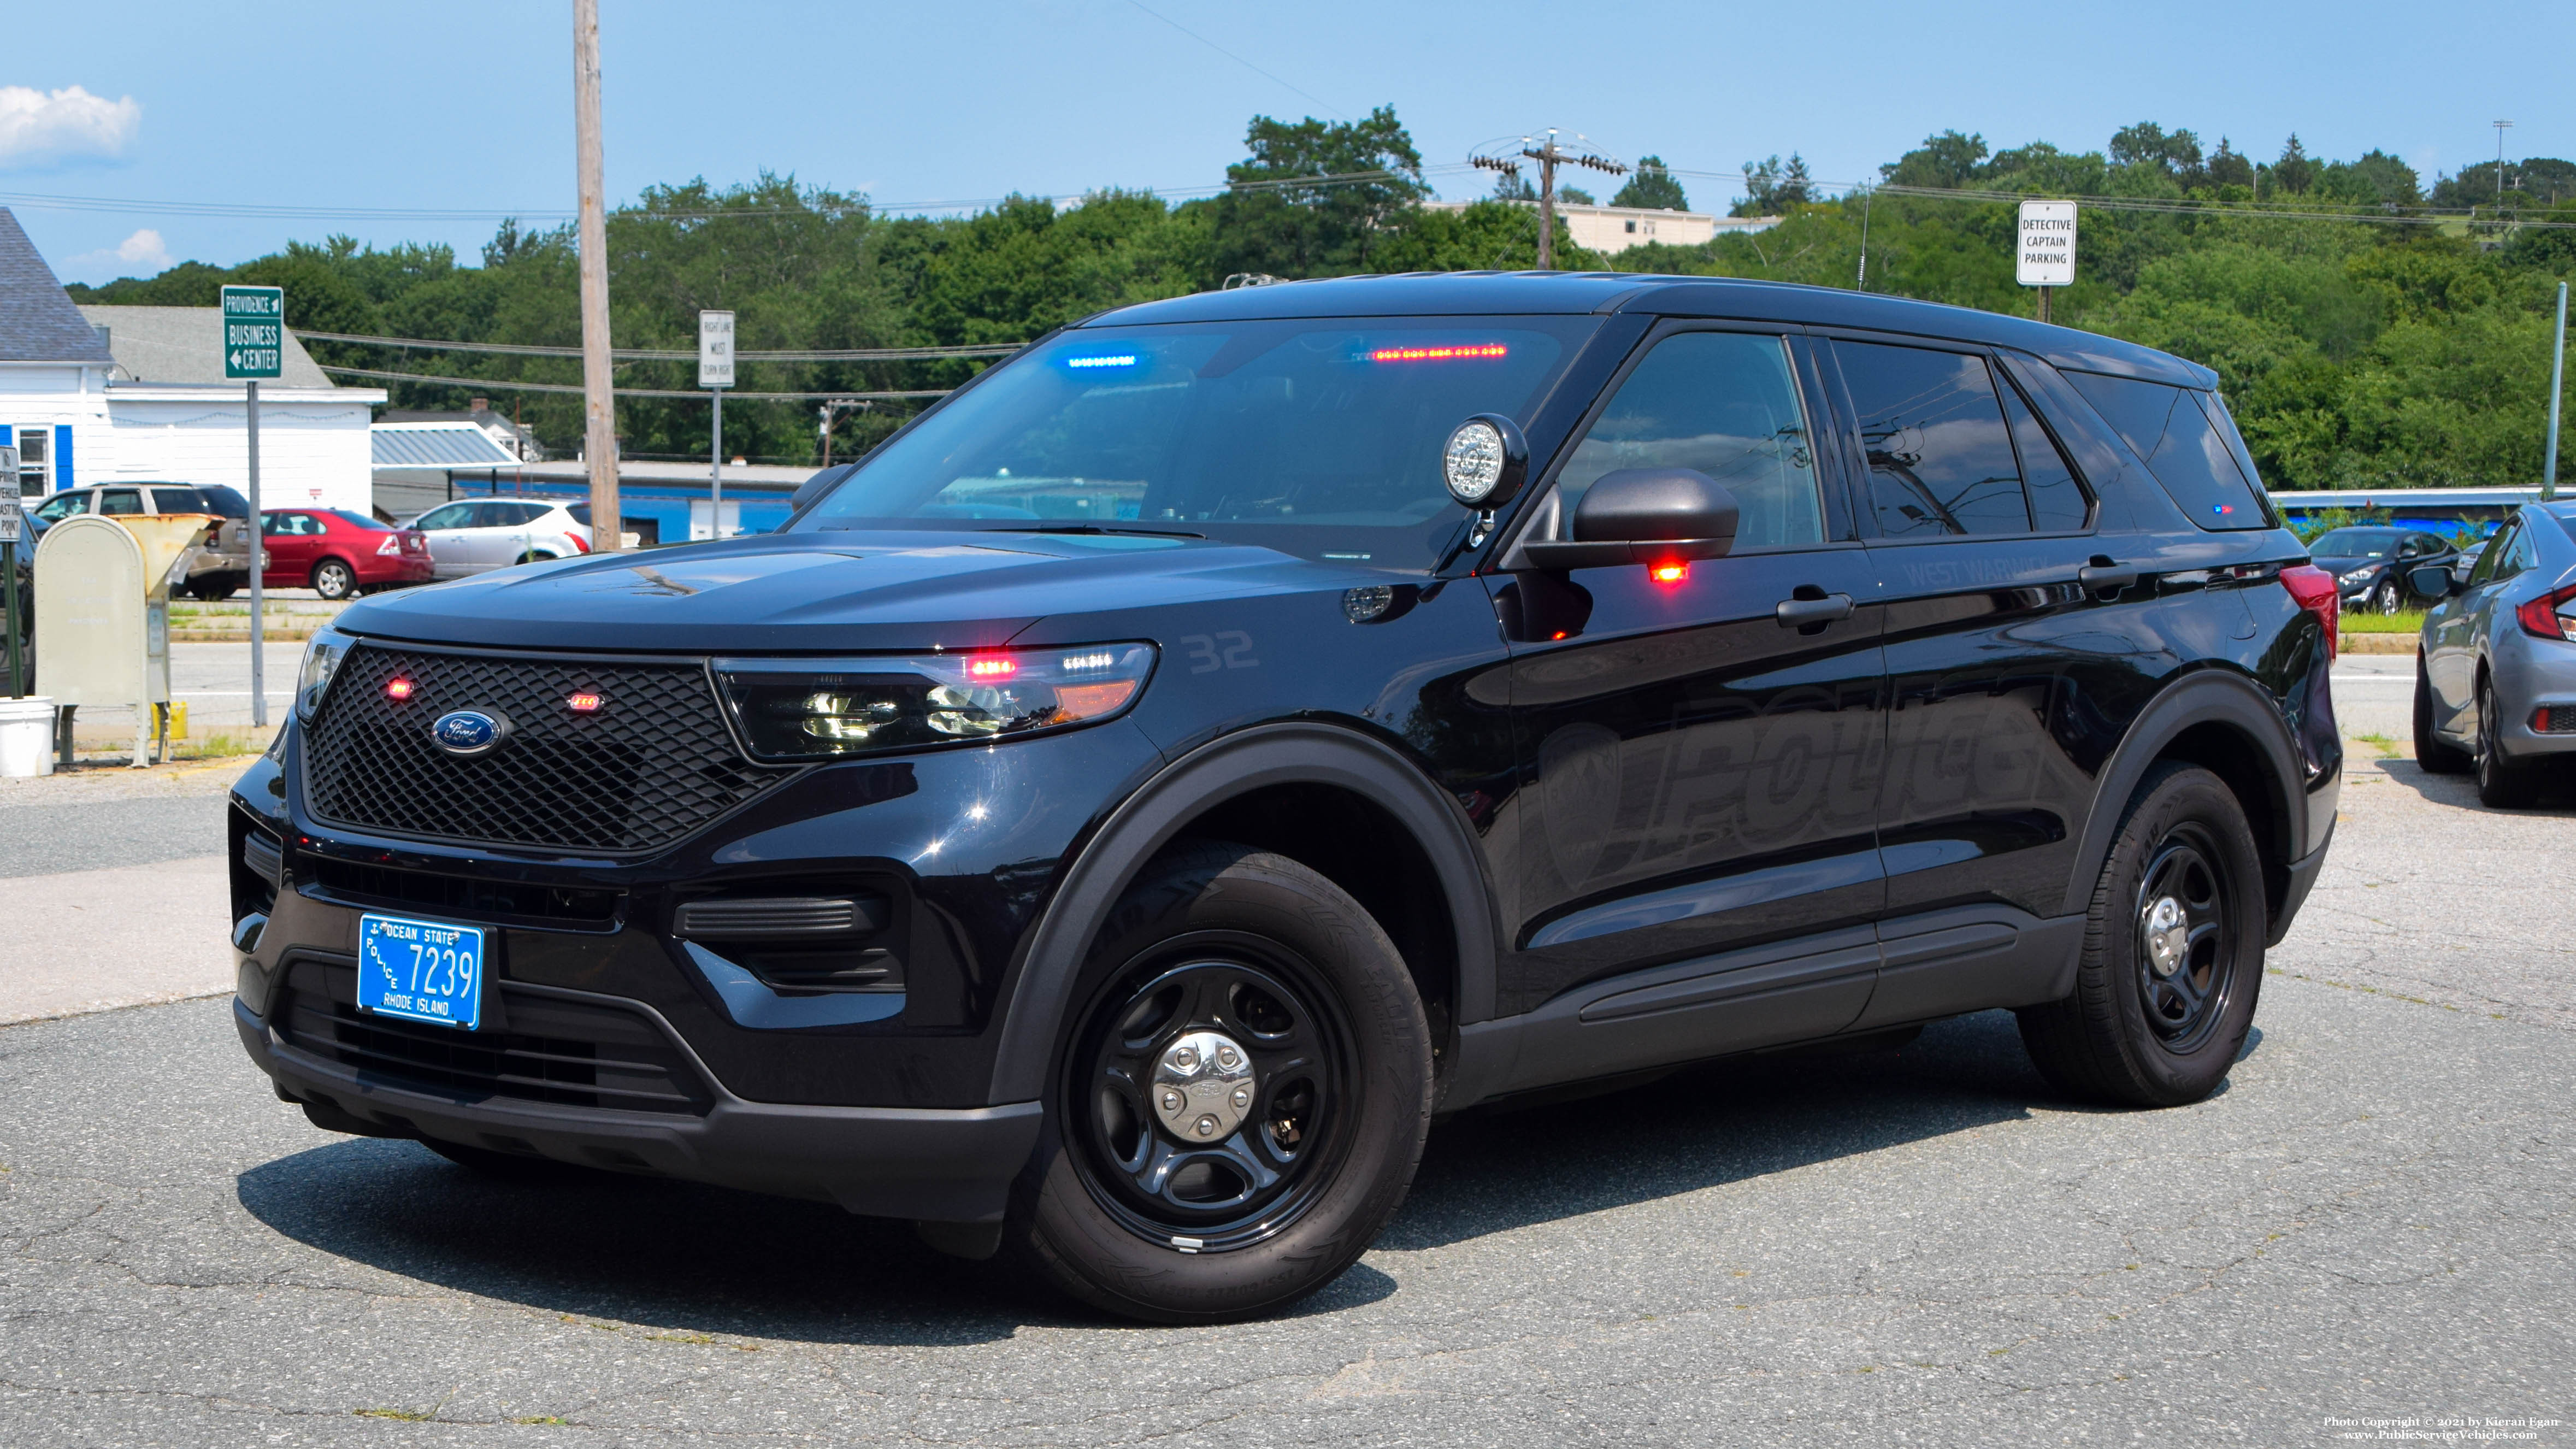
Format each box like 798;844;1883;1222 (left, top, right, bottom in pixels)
2015;762;2268;1108
514;550;557;566
2475;672;2540;808
186;578;240;602
2373;579;2401;615
311;558;357;600
2414;651;2472;774
1006;843;1434;1324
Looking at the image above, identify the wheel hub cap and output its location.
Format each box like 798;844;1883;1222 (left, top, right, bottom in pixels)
2144;895;2190;977
1151;1030;1255;1142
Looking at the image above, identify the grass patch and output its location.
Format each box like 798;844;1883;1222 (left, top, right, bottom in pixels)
2342;608;2432;634
355;1407;434;1421
512;1416;571;1426
2353;731;2403;758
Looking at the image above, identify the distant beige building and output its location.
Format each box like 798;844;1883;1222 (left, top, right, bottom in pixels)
1426;201;1779;257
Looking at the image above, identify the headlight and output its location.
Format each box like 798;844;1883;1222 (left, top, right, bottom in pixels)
714;644;1156;762
296;626;354;720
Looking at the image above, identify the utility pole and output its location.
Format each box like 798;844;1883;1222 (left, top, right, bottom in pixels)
2495;120;2515;208
1472;131;1626;270
2548;280;2567;502
573;0;620;552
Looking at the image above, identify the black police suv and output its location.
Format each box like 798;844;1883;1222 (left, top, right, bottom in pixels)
228;273;2341;1322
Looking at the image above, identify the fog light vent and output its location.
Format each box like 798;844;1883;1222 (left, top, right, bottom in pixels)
673;896;883;939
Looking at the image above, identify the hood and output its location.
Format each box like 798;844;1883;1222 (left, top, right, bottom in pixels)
333;529;1372;652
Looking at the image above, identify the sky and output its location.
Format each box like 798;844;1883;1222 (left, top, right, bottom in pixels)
6;0;2573;286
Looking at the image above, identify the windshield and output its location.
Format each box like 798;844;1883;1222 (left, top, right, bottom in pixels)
795;316;1601;567
2311;528;2402;557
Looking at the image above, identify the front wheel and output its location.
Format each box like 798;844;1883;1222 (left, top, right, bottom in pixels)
310;558;357;600
2373;579;2402;615
1009;844;1433;1324
2017;762;2267;1108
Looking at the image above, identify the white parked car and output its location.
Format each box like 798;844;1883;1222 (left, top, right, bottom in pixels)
403;498;596;579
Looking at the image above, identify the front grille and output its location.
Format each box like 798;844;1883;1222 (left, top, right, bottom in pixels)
304;644;796;854
275;958;710;1115
303;856;623;927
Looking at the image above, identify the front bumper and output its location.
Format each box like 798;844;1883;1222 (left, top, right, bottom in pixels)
238;992;1040;1221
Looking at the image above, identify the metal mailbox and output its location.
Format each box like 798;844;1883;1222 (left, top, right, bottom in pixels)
33;513;210;767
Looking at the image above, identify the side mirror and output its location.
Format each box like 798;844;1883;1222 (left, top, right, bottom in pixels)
790;462;858;516
2407;563;2459;599
1520;469;1740;570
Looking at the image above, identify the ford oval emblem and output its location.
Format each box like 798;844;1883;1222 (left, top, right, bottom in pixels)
431;709;506;758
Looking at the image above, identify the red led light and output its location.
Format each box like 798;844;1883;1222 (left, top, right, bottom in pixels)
1649;561;1689;585
1367;343;1509;363
965;657;1018;680
565;692;603;713
384;678;415;702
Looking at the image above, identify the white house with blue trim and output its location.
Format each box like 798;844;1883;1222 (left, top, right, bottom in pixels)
0;208;381;512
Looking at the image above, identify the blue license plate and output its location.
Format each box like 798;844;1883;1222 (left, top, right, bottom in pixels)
357;913;486;1030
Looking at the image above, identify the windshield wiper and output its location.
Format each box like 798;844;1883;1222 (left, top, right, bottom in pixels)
983;525;1207;539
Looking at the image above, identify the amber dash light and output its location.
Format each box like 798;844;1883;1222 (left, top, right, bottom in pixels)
1649;561;1689;585
566;692;603;713
966;657;1018;680
384;678;415;702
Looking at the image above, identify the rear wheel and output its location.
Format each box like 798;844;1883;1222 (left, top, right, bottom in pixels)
1009;843;1433;1324
2475;673;2540;808
2414;651;2472;774
2017;763;2267;1108
310;558;357;600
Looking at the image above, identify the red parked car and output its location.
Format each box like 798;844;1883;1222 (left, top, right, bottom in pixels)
257;509;433;600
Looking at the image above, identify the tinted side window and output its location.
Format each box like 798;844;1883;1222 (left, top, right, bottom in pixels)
2468;520;2518;587
2065;374;2270;531
1836;341;2030;538
1554;331;1823;550
99;489;145;516
1994;373;2091;532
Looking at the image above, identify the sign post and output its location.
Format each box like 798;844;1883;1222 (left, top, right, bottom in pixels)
2015;199;2077;323
0;446;20;699
700;310;734;540
223;284;284;728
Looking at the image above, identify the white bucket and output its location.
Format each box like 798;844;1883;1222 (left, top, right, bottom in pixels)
0;697;54;778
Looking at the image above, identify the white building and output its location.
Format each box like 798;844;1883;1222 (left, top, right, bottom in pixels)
1425;200;1780;256
0;208;382;512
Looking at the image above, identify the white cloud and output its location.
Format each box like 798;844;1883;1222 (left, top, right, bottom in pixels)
113;228;169;269
0;85;140;166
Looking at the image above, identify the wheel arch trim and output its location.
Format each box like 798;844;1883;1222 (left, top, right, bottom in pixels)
2060;668;2308;921
984;721;1501;1104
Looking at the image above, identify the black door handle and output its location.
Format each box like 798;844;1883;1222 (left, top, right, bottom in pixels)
1776;592;1855;627
2077;559;2142;592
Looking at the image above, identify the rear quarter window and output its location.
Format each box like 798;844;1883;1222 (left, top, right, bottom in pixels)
2065;373;2272;531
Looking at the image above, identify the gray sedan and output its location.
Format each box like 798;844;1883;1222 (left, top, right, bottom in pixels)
2413;501;2576;805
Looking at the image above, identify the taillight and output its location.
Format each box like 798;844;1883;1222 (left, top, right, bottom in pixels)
568;530;592;554
2280;563;2339;660
2517;583;2576;641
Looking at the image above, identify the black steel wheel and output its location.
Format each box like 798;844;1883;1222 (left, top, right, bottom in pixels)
2131;829;2237;1052
311;558;357;600
1008;843;1432;1323
2017;762;2267;1107
2414;651;2471;774
2475;673;2539;808
1070;953;1352;1253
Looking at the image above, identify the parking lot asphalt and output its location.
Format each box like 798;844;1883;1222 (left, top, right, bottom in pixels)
1;658;2568;1445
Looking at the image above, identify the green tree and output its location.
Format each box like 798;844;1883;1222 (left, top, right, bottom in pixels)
1204;105;1429;279
1611;156;1689;211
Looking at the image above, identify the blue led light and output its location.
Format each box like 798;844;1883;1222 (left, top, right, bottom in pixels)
1065;354;1140;370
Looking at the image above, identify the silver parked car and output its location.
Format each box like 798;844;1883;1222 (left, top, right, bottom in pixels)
2413;501;2576;805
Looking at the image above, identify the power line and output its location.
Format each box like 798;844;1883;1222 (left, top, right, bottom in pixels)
1122;0;1348;120
318;363;948;402
295;329;1019;362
